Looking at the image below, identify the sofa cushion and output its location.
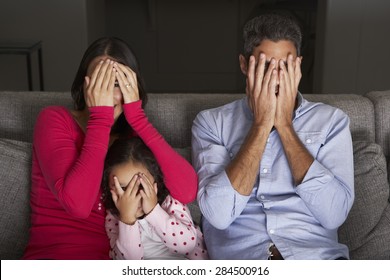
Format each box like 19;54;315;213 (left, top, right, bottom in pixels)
338;141;390;259
0;138;32;259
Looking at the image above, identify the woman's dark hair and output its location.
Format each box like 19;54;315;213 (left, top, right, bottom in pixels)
242;12;302;60
102;137;169;216
71;37;147;135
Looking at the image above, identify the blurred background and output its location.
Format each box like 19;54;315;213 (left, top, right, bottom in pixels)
0;0;389;94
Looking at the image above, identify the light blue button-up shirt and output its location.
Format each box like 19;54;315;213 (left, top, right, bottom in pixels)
191;94;354;260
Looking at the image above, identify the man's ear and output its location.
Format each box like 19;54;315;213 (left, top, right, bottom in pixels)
239;54;248;75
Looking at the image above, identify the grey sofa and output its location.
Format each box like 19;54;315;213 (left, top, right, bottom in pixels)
1;90;390;260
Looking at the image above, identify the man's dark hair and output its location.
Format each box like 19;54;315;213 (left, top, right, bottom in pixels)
242;13;302;59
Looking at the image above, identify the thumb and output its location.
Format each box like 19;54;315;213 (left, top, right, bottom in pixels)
84;76;90;87
110;189;119;205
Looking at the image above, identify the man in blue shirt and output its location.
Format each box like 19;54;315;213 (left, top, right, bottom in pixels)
191;13;354;260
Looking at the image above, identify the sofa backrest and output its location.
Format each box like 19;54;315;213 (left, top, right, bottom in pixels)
365;90;390;159
0;91;376;147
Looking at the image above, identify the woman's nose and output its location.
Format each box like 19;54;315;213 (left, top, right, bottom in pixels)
113;88;123;103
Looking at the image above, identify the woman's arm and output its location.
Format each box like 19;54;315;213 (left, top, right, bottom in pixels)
33;106;113;218
124;102;197;204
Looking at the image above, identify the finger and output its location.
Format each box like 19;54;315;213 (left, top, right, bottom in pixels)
247;56;255;94
279;59;292;95
114;64;137;93
140;176;153;197
101;61;114;90
115;67;131;92
126;174;140;196
113;176;125;196
278;68;286;97
95;59;111;89
139;189;147;200
268;69;278;95
89;60;104;87
115;63;138;86
107;65;116;91
130;177;142;198
294;56;302;90
84;76;90;88
261;58;276;93
286;54;295;90
110;189;118;204
253;53;266;94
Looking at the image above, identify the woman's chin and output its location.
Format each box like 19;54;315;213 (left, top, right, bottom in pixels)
113;106;123;120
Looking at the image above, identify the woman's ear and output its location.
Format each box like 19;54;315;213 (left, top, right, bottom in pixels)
239;54;248;75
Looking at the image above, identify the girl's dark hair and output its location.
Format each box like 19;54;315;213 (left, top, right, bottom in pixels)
71;37;147;135
242;12;302;60
102;137;169;216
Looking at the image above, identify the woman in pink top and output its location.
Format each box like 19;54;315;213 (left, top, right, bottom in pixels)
103;137;208;260
23;37;197;260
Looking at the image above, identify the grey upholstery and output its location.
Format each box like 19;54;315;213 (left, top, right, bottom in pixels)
0;90;390;259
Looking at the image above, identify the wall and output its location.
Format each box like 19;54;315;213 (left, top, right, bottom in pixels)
0;0;104;91
314;0;390;94
1;0;389;94
105;0;317;93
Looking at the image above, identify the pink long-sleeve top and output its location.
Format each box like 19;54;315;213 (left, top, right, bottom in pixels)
23;101;197;260
106;195;208;260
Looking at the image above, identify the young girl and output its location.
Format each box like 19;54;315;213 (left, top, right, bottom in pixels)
102;137;208;260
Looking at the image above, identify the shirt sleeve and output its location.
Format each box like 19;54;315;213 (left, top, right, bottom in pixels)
144;195;199;255
191;112;250;230
33;106;114;218
123;101;197;204
296;110;355;229
105;211;144;260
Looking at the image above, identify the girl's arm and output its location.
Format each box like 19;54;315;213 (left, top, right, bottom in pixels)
123;102;197;204
144;195;200;256
105;211;144;260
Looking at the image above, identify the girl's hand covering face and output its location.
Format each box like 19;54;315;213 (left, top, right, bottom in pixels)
138;173;158;215
110;174;142;225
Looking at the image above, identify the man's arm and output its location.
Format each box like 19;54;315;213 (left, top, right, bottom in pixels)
275;56;312;185
226;125;269;195
229;55;277;195
277;125;314;185
192;54;278;229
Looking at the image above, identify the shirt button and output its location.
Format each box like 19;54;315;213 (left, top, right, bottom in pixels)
306;138;312;144
263;168;268;173
260;195;265;199
269;229;275;234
